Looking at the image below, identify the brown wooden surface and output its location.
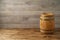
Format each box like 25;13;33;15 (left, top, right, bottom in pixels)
0;28;60;40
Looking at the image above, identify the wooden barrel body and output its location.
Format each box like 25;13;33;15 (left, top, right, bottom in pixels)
40;13;55;33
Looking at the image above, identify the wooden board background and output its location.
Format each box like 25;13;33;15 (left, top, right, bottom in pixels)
0;0;60;28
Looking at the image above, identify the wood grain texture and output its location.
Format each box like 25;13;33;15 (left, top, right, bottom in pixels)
0;11;60;28
0;0;60;11
0;0;60;28
0;28;60;40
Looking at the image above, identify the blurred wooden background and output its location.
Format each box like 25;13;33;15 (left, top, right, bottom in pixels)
0;0;60;28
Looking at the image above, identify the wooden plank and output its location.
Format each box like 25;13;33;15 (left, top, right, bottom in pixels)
0;24;39;28
0;16;59;24
0;11;60;16
0;0;60;11
0;28;60;40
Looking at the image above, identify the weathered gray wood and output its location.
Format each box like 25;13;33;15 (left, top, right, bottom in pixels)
0;24;39;28
0;0;60;11
0;11;60;16
0;0;60;28
0;11;60;28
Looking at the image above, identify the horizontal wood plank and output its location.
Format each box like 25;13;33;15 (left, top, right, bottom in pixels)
0;0;60;11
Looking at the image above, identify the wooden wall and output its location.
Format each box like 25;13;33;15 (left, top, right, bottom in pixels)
0;0;60;28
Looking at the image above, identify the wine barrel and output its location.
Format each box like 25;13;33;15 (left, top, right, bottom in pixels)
40;13;55;34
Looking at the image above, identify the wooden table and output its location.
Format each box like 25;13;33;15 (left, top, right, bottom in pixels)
0;28;60;40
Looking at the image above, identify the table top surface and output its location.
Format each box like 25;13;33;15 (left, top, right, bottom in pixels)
0;28;60;40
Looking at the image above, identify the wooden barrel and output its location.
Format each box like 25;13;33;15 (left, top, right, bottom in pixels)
40;13;55;34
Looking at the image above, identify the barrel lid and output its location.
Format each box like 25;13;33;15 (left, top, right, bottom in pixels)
41;13;54;17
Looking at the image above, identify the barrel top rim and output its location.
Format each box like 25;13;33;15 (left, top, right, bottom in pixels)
41;12;54;17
